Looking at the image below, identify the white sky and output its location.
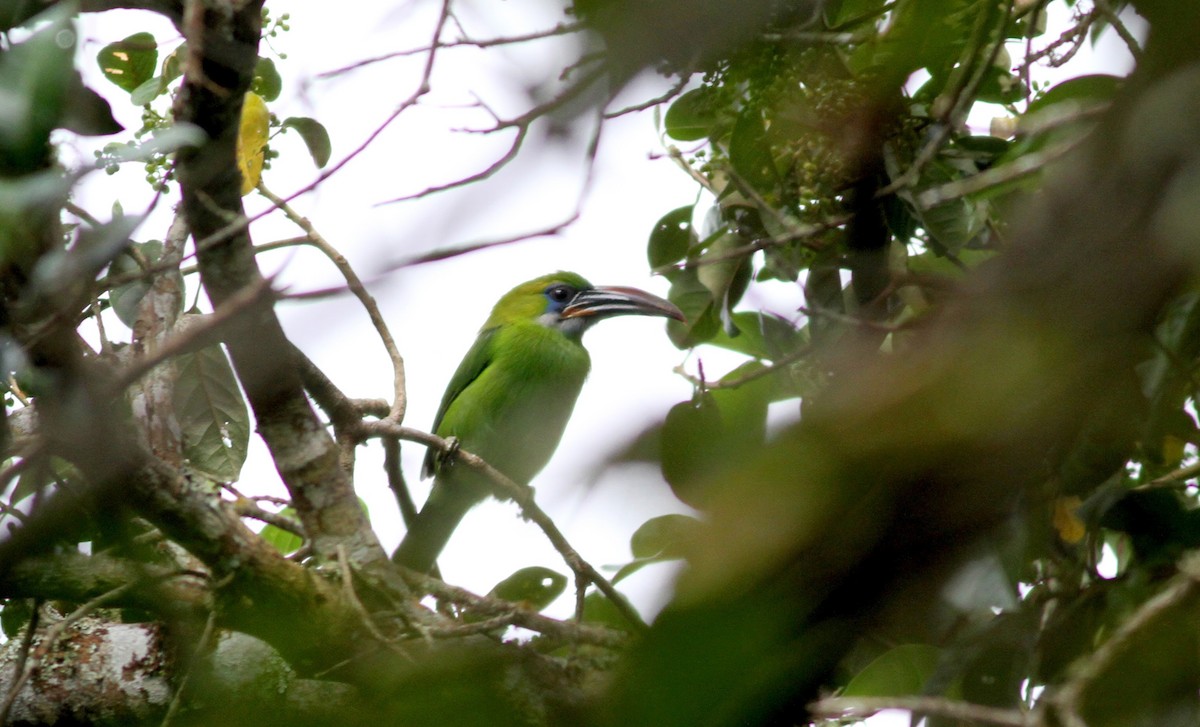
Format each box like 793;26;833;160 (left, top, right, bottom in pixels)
58;1;1144;720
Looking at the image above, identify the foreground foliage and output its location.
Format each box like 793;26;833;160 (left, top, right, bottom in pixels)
4;1;1200;725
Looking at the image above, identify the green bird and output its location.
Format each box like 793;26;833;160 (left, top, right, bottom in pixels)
393;271;684;573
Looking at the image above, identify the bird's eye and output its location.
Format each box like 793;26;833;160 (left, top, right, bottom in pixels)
546;284;573;303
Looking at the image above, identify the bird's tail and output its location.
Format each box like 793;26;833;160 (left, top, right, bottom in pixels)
391;483;475;573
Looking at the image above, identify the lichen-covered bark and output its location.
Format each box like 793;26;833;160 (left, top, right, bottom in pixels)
0;618;172;725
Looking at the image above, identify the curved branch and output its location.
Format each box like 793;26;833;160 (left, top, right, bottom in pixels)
361;420;648;631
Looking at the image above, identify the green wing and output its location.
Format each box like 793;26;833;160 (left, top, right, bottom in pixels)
421;327;498;479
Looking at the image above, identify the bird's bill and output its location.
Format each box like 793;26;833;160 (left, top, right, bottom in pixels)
562;285;685;322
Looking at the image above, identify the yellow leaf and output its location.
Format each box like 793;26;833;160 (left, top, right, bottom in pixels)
236;91;269;195
1162;435;1186;469
1053;495;1086;544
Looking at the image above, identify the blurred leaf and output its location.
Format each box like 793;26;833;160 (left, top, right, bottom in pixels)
0;6;77;172
825;0;889;29
664;87;719;141
631;514;701;559
97;32;158;94
0;170;74;272
1101;489;1200;568
1076;574;1200;727
976;65;1026;105
704;311;803;361
728;108;779;197
1027;74;1122;117
107;240;184;328
60;85;123;136
909;159;988;252
662;375;771;507
581;590;639;632
174;340;251;482
613;514;702;584
238;92;270;194
10;456;77;507
648;205;695;268
161;43;186;85
662;392;724;506
281;117;332;169
1;599;34;639
252;56;283;101
488;567;567;610
259;507;303;555
130;75;165;106
665;269;719;348
843;644;941;697
1053;496;1086;544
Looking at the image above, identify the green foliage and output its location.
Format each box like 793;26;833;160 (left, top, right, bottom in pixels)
260;507;304;554
105;240;185;327
611;514;701;583
0;6;121;175
280;117;333;168
842;643;942;697
172;335;251;483
97;32;158;94
487;566;568;610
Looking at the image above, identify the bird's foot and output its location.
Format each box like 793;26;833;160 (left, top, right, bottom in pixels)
439;435;461;466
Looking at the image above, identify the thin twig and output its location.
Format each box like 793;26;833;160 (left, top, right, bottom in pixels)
915;136;1085;208
317;22;584;79
1092;0;1142;62
187;0;455;258
111;277;275;394
604;74;691;119
391;210;583;269
363;420;648;631
258;183;407;423
375;125;528;205
399;567;629;648
881;1;1015;196
229;498;305;537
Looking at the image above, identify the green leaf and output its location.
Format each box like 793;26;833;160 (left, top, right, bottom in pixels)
107;240;177;328
97;32;158;95
60;85;123;137
664;269;719;348
1027;74;1121;116
825;0;889;29
259;507;303;554
488;566;568;610
728;108;779;197
843;644;942;697
612;514;702;584
0;6;78;171
281;117;332;168
664;87;718;141
174;340;251;482
632;514;701;559
252;56;282;101
581;590;639;632
160;43;186;85
910;160;988;251
704;312;803;361
648;205;695;268
130;75;165;106
1;599;35;639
